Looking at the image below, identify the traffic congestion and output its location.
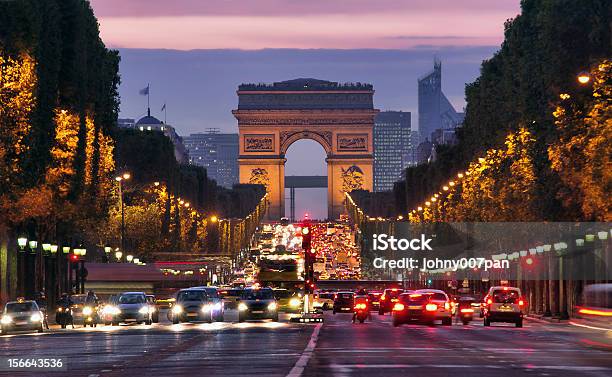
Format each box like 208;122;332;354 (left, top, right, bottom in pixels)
1;220;610;377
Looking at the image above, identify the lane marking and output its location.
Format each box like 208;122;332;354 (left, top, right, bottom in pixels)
286;323;322;377
330;364;611;371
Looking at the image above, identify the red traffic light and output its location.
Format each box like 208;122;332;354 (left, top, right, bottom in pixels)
70;254;79;261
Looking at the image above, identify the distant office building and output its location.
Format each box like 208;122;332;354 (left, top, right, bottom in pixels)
121;110;188;164
183;130;239;188
373;111;413;192
417;59;465;163
118;118;135;129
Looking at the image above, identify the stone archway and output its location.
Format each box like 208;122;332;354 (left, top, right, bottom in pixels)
233;78;378;220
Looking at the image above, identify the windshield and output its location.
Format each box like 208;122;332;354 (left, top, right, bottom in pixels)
401;294;427;304
71;295;87;304
425;293;448;301
119;294;145;304
242;289;274;300
6;302;38;312
384;289;403;298
274;290;292;299
336;293;354;302
319;293;334;299
177;290;207;302
492;290;520;304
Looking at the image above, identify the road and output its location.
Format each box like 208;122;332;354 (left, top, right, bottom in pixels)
1;310;610;377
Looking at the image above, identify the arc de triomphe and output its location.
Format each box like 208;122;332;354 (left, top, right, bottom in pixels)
233;78;378;220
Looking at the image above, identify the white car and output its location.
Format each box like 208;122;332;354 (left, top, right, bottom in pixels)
313;292;335;310
1;299;45;334
483;286;524;327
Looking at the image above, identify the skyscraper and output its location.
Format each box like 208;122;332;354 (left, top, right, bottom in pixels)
373;111;413;192
184;130;239;188
417;58;464;147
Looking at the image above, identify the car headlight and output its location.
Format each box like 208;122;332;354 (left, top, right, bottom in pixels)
83;306;93;316
172;305;183;314
139;306;150;314
201;304;212;312
1;315;12;325
56;307;63;312
289;298;300;307
104;306;120;315
30;313;42;322
238;303;248;311
268;302;277;311
213;302;222;311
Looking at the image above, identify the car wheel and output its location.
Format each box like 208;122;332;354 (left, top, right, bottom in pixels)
38;325;44;333
272;315;279;322
332;309;336;315
172;318;179;324
462;320;469;326
378;310;384;316
112;321;119;326
442;318;452;326
483;318;490;326
2;327;9;335
238;315;244;323
392;318;402;327
323;303;329;310
516;319;523;328
216;314;224;322
60;323;66;329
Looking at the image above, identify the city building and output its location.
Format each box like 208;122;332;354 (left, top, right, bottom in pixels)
417;58;465;163
183;130;239;188
119;110;188;164
373;111;414;192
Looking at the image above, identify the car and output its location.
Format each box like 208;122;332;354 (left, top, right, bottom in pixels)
313;292;335;311
333;292;354;314
171;288;214;324
146;295;159;323
273;289;302;313
238;287;278;322
219;288;243;309
378;288;404;315
483;286;524;327
190;287;224;322
367;291;382;311
392;290;453;326
1;299;45;334
108;292;152;325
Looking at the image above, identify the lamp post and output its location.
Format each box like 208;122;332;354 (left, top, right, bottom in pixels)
104;246;112;263
115;250;123;262
115;172;131;255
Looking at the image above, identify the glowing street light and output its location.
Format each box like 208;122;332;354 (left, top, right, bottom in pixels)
126;254;134;262
210;215;218;223
115;250;123;261
17;237;27;251
577;71;590;85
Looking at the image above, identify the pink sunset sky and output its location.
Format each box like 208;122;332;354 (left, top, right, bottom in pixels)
90;0;521;50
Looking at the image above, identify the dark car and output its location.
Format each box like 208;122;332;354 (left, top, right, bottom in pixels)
190;286;224;322
367;291;382;311
333;292;355;314
238;287;278;322
111;292;152;325
378;288;404;315
171;288;213;324
219;288;243;309
392;291;452;327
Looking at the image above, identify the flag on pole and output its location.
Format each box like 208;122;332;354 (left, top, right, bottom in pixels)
161;103;166;112
139;85;149;95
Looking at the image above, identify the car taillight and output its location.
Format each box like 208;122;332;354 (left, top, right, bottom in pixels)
460;308;474;313
444;302;451;310
518;300;524;307
425;303;438;311
355;303;366;310
486;299;492;305
381;295;386;301
393;303;405;311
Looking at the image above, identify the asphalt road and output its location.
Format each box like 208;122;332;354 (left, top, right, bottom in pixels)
1;310;610;377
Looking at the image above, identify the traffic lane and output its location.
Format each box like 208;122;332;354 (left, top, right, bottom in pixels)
303;312;612;377
0;311;316;377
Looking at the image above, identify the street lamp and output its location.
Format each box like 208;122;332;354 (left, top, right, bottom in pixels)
42;243;51;255
28;240;38;254
126;254;134;263
115;250;123;261
210;215;218;223
62;246;70;254
577;71;590;85
50;245;58;255
133;258;140;264
17;237;27;251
